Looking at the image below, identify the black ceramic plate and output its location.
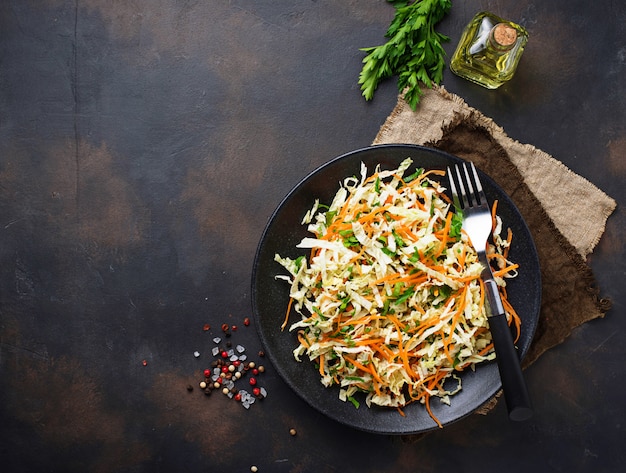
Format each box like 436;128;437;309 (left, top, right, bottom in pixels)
252;144;541;435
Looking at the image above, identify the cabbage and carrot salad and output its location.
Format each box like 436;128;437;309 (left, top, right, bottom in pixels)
274;158;520;427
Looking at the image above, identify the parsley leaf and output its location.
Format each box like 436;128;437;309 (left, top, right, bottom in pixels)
358;0;452;110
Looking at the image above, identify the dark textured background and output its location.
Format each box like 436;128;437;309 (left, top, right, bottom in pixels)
1;1;624;472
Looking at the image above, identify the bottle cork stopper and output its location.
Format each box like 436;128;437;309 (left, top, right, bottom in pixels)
492;24;517;47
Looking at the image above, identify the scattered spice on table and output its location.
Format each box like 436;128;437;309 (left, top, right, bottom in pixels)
191;316;267;408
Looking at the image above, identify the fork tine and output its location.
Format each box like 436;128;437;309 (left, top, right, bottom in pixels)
461;163;479;207
468;162;487;206
446;166;462;209
454;164;470;208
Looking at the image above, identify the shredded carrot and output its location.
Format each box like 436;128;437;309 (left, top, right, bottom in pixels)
503;228;513;259
297;330;311;348
492;263;519;278
281;297;295;331
424;390;443;429
434;211;453;257
414;169;446;182
491;200;499;231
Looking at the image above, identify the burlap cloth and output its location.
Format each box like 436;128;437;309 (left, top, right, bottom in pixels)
372;86;616;426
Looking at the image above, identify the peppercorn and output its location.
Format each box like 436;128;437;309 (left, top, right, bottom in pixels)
249;377;257;386
243;317;251;326
199;381;207;389
289;428;297;436
258;350;265;357
187;385;194;392
258;365;265;373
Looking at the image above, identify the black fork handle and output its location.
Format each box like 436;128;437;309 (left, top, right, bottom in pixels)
485;278;533;421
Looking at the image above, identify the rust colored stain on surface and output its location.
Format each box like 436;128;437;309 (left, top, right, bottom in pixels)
1;138;148;250
3;319;151;472
148;370;247;462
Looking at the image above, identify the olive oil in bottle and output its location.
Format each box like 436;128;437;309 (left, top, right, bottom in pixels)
450;12;529;89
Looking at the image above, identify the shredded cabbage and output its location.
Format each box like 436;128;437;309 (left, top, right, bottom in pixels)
275;158;519;423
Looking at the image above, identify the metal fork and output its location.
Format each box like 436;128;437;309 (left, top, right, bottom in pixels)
448;162;533;422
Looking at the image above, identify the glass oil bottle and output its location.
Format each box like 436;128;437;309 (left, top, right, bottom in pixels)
450;11;529;89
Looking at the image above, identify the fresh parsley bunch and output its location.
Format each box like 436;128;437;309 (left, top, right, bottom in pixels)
359;0;452;110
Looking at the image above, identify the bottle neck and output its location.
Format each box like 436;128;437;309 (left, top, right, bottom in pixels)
488;23;518;52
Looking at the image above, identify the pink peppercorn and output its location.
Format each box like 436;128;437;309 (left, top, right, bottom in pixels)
249;377;257;386
203;369;211;378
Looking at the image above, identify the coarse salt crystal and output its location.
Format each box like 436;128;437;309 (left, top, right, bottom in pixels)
193;351;200;358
